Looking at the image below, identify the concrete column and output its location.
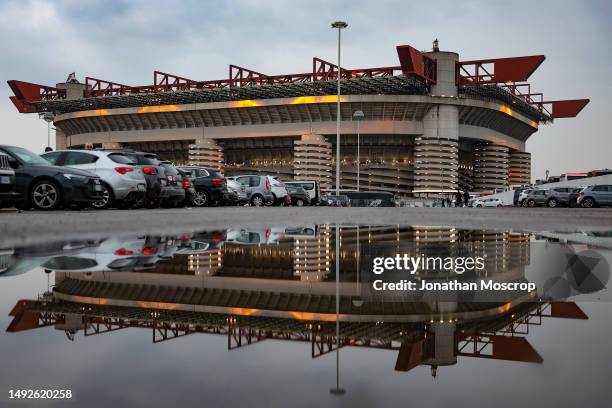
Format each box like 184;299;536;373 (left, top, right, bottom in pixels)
55;82;86;100
414;51;460;197
508;151;531;186
473;143;509;191
188;138;224;170
55;127;67;150
425;322;458;378
294;134;332;190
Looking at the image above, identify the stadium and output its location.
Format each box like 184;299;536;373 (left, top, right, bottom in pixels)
7;40;589;196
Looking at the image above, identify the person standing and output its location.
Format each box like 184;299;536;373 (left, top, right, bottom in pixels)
464;190;470;207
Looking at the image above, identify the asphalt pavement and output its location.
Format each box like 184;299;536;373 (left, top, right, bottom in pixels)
2;206;612;247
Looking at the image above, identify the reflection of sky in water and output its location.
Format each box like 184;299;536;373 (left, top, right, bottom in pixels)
0;227;611;407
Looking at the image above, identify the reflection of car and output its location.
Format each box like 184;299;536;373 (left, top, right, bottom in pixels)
226;227;284;245
178;166;228;207
0;151;19;205
283;226;317;238
229;175;275;207
0;145;103;210
577;185;612;208
176;231;226;254
471;197;503;208
41;150;147;209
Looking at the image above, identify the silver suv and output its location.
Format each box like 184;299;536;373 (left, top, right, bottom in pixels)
229;175;275;206
42;150;147;209
577;185;612;208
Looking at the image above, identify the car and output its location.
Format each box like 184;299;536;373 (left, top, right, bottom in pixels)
577;185;612;208
0;151;19;206
544;187;583;208
119;151;171;208
524;190;547;207
322;194;351;207
265;176;290;206
0;145;103;210
345;191;396;207
178;166;228;207
176;168;196;207
286;185;310;206
158;161;186;207
41;149;147;209
471;197;504;208
515;188;537;206
226;178;248;205
284;180;321;205
229;175;275;207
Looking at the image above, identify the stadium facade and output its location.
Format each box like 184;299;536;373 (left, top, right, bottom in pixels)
8;41;589;196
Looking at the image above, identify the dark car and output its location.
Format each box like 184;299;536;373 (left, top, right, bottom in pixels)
118;150;169;208
0;151;19;206
345;191;396;207
178;166;228;207
158;161;186;207
176;168;196;207
0;145;103;210
322;194;351;207
286;185;310;206
545;187;583;208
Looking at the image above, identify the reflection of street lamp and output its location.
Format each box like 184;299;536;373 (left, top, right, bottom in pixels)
352;225;363;307
353;110;364;191
38;112;54;150
330;224;346;396
331;21;348;196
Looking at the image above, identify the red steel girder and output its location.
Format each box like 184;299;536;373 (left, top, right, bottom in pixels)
396;45;437;84
229;65;269;87
458;335;543;363
535;99;590;119
84;77;144;97
457;55;545;85
153;70;198;92
7;80;66;102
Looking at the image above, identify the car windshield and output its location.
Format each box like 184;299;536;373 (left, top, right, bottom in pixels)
3;146;50;165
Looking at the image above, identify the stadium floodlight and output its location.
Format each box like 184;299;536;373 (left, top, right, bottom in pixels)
331;21;348;196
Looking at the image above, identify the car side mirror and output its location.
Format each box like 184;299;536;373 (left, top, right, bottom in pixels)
7;157;19;169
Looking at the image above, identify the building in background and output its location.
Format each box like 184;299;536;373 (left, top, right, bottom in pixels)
8;41;589;196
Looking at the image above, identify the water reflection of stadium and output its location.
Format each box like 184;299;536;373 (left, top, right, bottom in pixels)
7;226;589;376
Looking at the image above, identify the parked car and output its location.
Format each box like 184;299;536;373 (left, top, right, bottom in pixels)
284;180;321;205
176;168;196;207
158;161;186;207
178;166;228;207
0;151;19;206
226;178;248;205
345;191;396;207
0;145;103;210
229;175;275;206
41;149;147;209
120;151;170;208
524;190;547;207
266;176;290;206
577;185;612;208
471;197;504;208
286;185;310;206
544;187;583;208
515;188;537;206
322;194;351;207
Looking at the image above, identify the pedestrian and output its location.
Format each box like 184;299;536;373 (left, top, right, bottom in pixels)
464;190;470;207
456;191;463;207
44;146;53;152
85;143;94;150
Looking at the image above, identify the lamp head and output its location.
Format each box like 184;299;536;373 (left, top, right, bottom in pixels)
331;21;348;29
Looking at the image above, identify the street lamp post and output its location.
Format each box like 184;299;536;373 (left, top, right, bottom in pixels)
39;112;54;150
331;21;348;196
352;110;364;191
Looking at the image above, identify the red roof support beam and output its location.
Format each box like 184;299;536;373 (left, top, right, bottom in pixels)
457;55;545;85
313;57;347;81
154;71;198;92
540;99;590;119
396;45;436;84
7;80;66;113
229;65;269;87
84;77;135;97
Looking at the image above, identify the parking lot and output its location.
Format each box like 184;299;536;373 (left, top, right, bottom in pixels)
2;206;612;247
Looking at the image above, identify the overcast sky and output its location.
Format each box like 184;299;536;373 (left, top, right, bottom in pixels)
0;0;610;179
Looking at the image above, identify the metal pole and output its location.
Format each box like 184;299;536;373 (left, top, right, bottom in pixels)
47;121;50;148
356;119;360;192
335;28;341;196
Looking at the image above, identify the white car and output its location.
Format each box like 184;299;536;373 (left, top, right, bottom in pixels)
265;176;289;206
227;179;248;203
41;150;147;209
471;197;504;208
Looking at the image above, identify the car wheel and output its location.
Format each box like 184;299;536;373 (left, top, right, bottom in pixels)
548;198;558;208
265;194;276;206
91;183;113;210
251;194;264;207
192;190;210;207
30;180;61;210
521;200;528;207
476;204;482;208
581;197;595;208
528;200;536;207
296;199;304;207
497;204;503;207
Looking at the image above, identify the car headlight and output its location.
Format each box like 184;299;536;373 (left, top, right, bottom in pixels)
62;173;87;181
